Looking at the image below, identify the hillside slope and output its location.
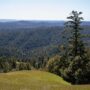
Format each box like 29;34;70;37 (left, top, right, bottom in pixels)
0;70;90;90
0;21;90;60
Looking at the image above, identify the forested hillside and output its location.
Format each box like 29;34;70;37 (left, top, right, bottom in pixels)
0;21;90;60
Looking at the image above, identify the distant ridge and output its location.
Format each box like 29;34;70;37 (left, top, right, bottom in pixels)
0;20;90;29
0;19;18;22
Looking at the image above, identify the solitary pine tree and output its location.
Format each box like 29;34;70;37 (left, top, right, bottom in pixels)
46;11;90;84
64;11;86;58
60;11;90;84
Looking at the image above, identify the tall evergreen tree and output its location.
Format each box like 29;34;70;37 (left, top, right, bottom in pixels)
64;11;86;57
46;11;90;84
60;11;90;84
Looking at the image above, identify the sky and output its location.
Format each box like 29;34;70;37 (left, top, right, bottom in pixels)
0;0;90;20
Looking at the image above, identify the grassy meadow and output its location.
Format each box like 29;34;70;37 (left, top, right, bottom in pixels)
0;70;89;90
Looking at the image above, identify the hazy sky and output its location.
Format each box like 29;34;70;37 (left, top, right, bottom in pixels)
0;0;90;20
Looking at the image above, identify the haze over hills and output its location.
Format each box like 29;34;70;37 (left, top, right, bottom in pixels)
0;20;65;29
0;20;90;29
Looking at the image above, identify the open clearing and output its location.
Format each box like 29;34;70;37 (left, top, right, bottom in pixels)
0;70;89;90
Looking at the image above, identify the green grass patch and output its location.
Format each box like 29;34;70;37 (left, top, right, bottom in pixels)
0;70;89;90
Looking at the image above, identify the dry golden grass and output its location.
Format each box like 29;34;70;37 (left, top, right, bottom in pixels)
0;70;89;90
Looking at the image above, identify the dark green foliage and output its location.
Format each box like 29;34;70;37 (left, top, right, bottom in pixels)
46;55;68;75
18;62;27;70
27;63;31;70
0;21;89;64
0;57;32;72
60;56;90;84
32;56;49;69
60;11;90;84
17;62;32;71
0;21;89;71
46;55;61;75
3;62;11;73
0;26;63;60
46;11;90;84
0;57;13;72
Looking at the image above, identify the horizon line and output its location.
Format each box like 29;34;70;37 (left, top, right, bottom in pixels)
0;19;90;22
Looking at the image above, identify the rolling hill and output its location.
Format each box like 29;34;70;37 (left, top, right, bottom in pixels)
0;70;90;90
